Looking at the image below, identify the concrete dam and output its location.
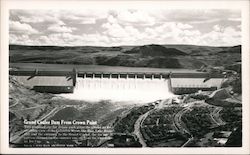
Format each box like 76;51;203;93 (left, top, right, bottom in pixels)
73;73;172;101
10;63;224;102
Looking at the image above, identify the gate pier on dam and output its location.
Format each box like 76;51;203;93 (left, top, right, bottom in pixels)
9;64;224;96
77;72;170;80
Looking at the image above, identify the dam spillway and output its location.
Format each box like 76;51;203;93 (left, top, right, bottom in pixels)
9;63;225;102
70;73;172;102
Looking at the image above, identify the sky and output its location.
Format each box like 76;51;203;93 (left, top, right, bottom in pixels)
9;9;241;47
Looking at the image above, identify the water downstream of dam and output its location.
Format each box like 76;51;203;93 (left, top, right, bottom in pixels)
60;77;174;102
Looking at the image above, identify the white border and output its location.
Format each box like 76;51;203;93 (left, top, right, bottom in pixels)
1;0;249;154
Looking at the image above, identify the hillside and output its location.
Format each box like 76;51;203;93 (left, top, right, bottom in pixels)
9;76;54;114
218;45;241;54
9;44;241;69
9;76;135;146
124;44;187;56
9;75;55;139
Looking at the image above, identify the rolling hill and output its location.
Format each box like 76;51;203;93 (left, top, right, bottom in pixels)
124;44;187;56
9;44;241;69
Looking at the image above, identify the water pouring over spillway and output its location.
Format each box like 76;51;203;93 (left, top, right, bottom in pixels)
60;76;175;103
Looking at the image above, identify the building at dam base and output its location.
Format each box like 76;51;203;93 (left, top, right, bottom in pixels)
9;64;225;101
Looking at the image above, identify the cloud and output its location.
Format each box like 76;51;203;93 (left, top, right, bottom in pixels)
60;13;97;24
102;23;123;37
200;26;240;46
9;34;29;44
11;10;65;25
102;23;128;38
10;10;102;26
101;20;143;46
10;22;240;47
9;21;39;34
48;33;110;46
102;13;142;40
142;22;200;44
177;23;193;29
19;16;45;23
56;10;108;25
213;25;222;32
114;10;155;26
16;32;110;46
100;21;202;46
47;24;77;33
9;34;42;45
107;15;117;24
224;27;240;37
80;18;96;24
150;9;241;24
9;9;241;46
228;18;241;21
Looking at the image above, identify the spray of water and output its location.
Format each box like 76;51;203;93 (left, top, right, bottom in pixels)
59;77;174;103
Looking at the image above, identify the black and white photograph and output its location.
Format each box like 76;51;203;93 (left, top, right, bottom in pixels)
1;0;249;154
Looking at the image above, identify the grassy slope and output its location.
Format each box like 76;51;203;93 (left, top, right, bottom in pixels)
9;76;54;118
9;44;241;69
9;76;55;137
